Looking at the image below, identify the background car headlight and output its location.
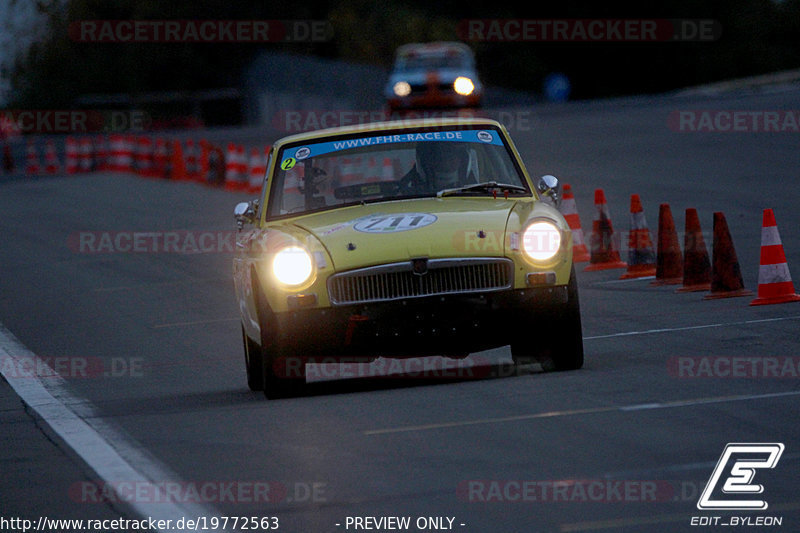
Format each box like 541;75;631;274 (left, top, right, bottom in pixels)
393;81;411;97
272;246;313;286
453;76;475;96
522;221;562;261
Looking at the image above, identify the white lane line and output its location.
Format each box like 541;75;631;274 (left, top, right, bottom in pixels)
152;317;239;329
0;321;225;532
363;390;800;436
590;275;655;285
583;315;800;340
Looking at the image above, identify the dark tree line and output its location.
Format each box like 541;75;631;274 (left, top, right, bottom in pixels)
6;0;800;109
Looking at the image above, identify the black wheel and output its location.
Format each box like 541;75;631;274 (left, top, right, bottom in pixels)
256;291;305;399
511;265;584;372
242;325;263;391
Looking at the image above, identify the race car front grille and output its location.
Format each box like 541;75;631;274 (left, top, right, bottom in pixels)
327;258;513;306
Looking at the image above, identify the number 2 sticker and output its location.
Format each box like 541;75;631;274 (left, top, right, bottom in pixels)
281;157;296;170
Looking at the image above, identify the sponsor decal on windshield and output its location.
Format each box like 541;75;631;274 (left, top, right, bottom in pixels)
281;129;501;169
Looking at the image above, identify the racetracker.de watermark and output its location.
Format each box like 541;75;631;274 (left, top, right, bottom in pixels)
457;19;721;42
270;109;541;133
69;19;332;43
0;110;151;134
0;355;145;379
68;231;238;254
668;356;800;378
668;110;800;132
457;479;712;503
69;480;327;504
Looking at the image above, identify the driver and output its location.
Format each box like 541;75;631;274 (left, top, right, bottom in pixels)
400;142;470;194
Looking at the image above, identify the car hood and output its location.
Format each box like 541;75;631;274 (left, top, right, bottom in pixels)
289;197;517;272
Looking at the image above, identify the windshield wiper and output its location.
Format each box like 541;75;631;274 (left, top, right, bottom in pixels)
436;181;527;198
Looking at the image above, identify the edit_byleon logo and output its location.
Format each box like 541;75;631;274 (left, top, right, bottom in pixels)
697;443;784;511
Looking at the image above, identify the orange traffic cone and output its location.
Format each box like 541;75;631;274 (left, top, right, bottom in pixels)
650;203;683;285
704;212;752;300
584;188;627;271
620;194;656;279
197;139;210;184
559;184;590;262
169;139;186;181
2;144;13;172
750;208;800;306
247;147;266;193
44;139;61;174
676;208;711;292
25;139;41;175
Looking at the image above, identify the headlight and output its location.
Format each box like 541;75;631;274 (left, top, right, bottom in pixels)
272;246;313;286
393;81;411;97
453;77;475;96
522;221;562;261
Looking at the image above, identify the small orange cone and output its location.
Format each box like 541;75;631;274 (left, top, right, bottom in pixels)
750;209;800;306
247;147;266;193
620;194;656;279
169;139;186;181
651;203;683;285
2;144;14;172
676;208;711;292
559;184;590;262
44;139;61;174
25;139;41;175
197;139;210;184
584;188;627;271
704;212;752;300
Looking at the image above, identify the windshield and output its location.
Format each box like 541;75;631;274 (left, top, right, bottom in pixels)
266;127;529;219
396;53;472;71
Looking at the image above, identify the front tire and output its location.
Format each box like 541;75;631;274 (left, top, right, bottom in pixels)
511;266;584;372
242;325;264;391
256;291;306;399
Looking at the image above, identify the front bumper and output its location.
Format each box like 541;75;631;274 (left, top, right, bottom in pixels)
273;286;568;358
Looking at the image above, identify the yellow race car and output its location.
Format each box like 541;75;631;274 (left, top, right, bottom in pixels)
233;118;583;398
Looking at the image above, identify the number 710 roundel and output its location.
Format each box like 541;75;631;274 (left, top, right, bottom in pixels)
353;213;438;233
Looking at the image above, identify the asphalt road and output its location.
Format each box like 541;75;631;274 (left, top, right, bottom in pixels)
2;87;800;533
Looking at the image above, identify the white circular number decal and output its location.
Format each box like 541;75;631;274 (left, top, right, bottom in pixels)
353;213;437;233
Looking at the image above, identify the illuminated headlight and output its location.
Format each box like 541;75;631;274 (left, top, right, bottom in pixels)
393;81;411;97
272;246;313;286
522;221;562;261
453;77;475;96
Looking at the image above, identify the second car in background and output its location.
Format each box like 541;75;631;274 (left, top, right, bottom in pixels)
385;42;483;112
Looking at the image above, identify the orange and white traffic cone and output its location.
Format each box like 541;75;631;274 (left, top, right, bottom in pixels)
170;139;186;181
620;194;656;279
223;142;241;190
64;136;79;174
185;139;199;181
584;188;627;271
2;143;13;173
650;203;683;285
559;184;590;263
676;208;711;292
25;139;41;175
44;139;61;174
381;156;394;181
78;137;93;173
750;208;800;306
704;211;752;300
197;139;210;184
247;147;266;193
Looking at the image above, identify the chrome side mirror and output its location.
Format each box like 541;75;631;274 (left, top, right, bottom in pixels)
234;200;258;230
537;174;561;207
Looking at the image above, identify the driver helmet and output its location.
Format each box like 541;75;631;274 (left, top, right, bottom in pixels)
415;142;469;190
